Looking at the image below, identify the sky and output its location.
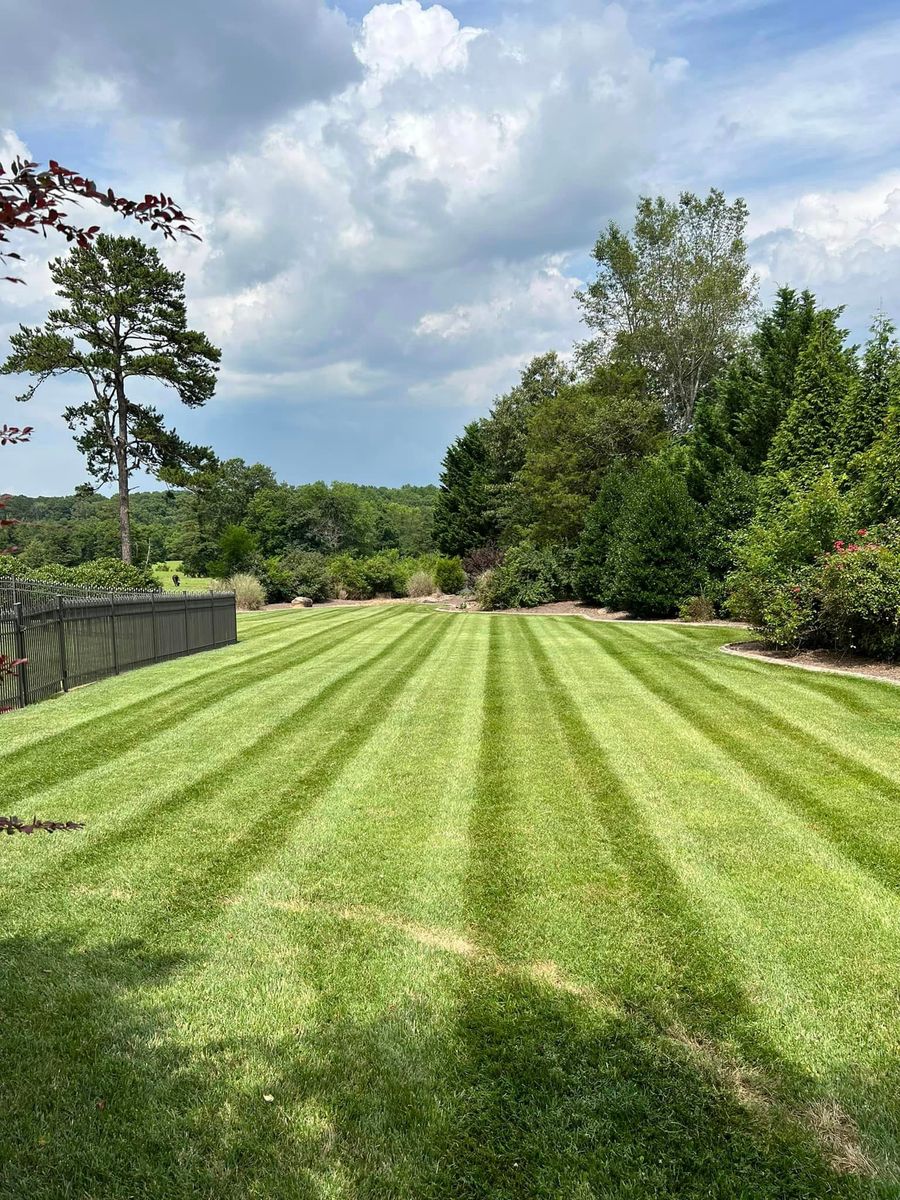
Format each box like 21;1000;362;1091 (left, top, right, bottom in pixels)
3;0;900;495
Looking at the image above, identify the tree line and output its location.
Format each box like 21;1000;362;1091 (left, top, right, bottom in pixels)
434;189;900;657
5;179;900;653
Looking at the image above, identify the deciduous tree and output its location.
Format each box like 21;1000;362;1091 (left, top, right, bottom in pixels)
578;189;756;434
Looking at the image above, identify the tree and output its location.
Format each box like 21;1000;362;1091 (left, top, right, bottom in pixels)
762;309;857;498
208;525;258;579
578;189;756;434
1;156;197;284
433;420;499;557
859;364;900;521
517;365;664;544
837;313;899;473
482;352;573;535
1;235;220;563
574;464;632;605
687;287;819;496
606;457;703;616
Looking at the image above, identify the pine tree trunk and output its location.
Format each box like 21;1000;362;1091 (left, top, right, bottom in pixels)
117;464;132;564
115;378;132;564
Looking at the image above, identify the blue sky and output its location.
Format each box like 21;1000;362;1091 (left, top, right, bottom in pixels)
3;0;900;494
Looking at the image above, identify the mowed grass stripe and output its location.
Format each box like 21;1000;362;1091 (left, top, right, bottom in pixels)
586;622;900;892
136;613;457;928
0;606;401;803
174;618;484;1197
541;618;900;1179
241;612;481;925
16;610;443;909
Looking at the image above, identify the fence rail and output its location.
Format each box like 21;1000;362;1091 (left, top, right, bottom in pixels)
0;576;237;711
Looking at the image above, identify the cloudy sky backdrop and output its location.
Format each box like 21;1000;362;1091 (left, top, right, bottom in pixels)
3;0;900;493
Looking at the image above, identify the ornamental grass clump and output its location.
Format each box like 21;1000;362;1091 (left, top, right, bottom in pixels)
225;573;266;611
406;570;436;598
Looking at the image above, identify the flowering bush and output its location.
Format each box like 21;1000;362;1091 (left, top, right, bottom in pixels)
820;526;900;659
727;472;850;647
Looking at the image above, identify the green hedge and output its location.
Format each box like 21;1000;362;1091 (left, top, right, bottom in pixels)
0;556;160;591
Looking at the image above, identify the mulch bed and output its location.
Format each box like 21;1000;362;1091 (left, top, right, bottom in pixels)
722;640;900;686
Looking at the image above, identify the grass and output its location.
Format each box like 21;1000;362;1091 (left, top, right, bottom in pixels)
151;558;219;592
1;605;899;1198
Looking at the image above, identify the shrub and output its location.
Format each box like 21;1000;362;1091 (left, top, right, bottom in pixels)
820;527;900;659
68;558;160;591
606;458;703;617
328;552;369;600
727;471;852;646
208;525;258;579
4;557;159;591
474;568;500;609
431;555;465;594
225;573;266;610
678;594;717;623
482;542;575;609
259;550;331;603
462;544;503;582
406;570;436;598
361;550;412;597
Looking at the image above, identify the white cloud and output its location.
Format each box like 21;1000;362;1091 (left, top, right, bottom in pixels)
176;3;670;403
356;1;484;81
750;173;900;330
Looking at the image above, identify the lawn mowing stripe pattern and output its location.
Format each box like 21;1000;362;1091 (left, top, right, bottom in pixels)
30;608;440;896
0;604;402;803
574;621;900;892
0;607;897;1199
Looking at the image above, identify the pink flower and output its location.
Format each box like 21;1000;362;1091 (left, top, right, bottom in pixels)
858;529;868;537
834;540;845;550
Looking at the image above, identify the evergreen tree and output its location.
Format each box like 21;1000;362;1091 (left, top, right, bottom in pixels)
859;371;900;520
1;234;219;562
607;457;703;616
482;352;573;537
519;364;663;545
735;287;817;468
433;420;498;556
837;313;899;474
689;287;818;495
762;309;856;497
574;464;632;605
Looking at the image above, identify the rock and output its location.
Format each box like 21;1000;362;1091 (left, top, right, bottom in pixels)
291;596;313;607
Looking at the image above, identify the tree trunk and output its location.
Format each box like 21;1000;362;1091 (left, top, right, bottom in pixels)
117;462;132;564
114;378;132;564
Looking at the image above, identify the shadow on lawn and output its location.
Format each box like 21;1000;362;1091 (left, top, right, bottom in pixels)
0;930;893;1200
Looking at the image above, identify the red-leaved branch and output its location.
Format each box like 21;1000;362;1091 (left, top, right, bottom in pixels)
0;156;199;283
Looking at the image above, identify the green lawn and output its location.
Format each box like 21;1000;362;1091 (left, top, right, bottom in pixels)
152;559;219;591
1;606;899;1199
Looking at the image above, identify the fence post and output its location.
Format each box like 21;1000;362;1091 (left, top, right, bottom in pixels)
150;592;158;660
110;594;120;674
57;595;69;692
13;601;28;708
208;589;216;648
183;591;189;654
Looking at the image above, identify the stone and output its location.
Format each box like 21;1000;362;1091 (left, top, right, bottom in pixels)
290;596;313;607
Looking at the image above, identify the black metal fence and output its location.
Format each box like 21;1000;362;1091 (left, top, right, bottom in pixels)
0;575;237;711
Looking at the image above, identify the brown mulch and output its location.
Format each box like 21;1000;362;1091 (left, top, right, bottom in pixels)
438;598;746;628
722;640;900;686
